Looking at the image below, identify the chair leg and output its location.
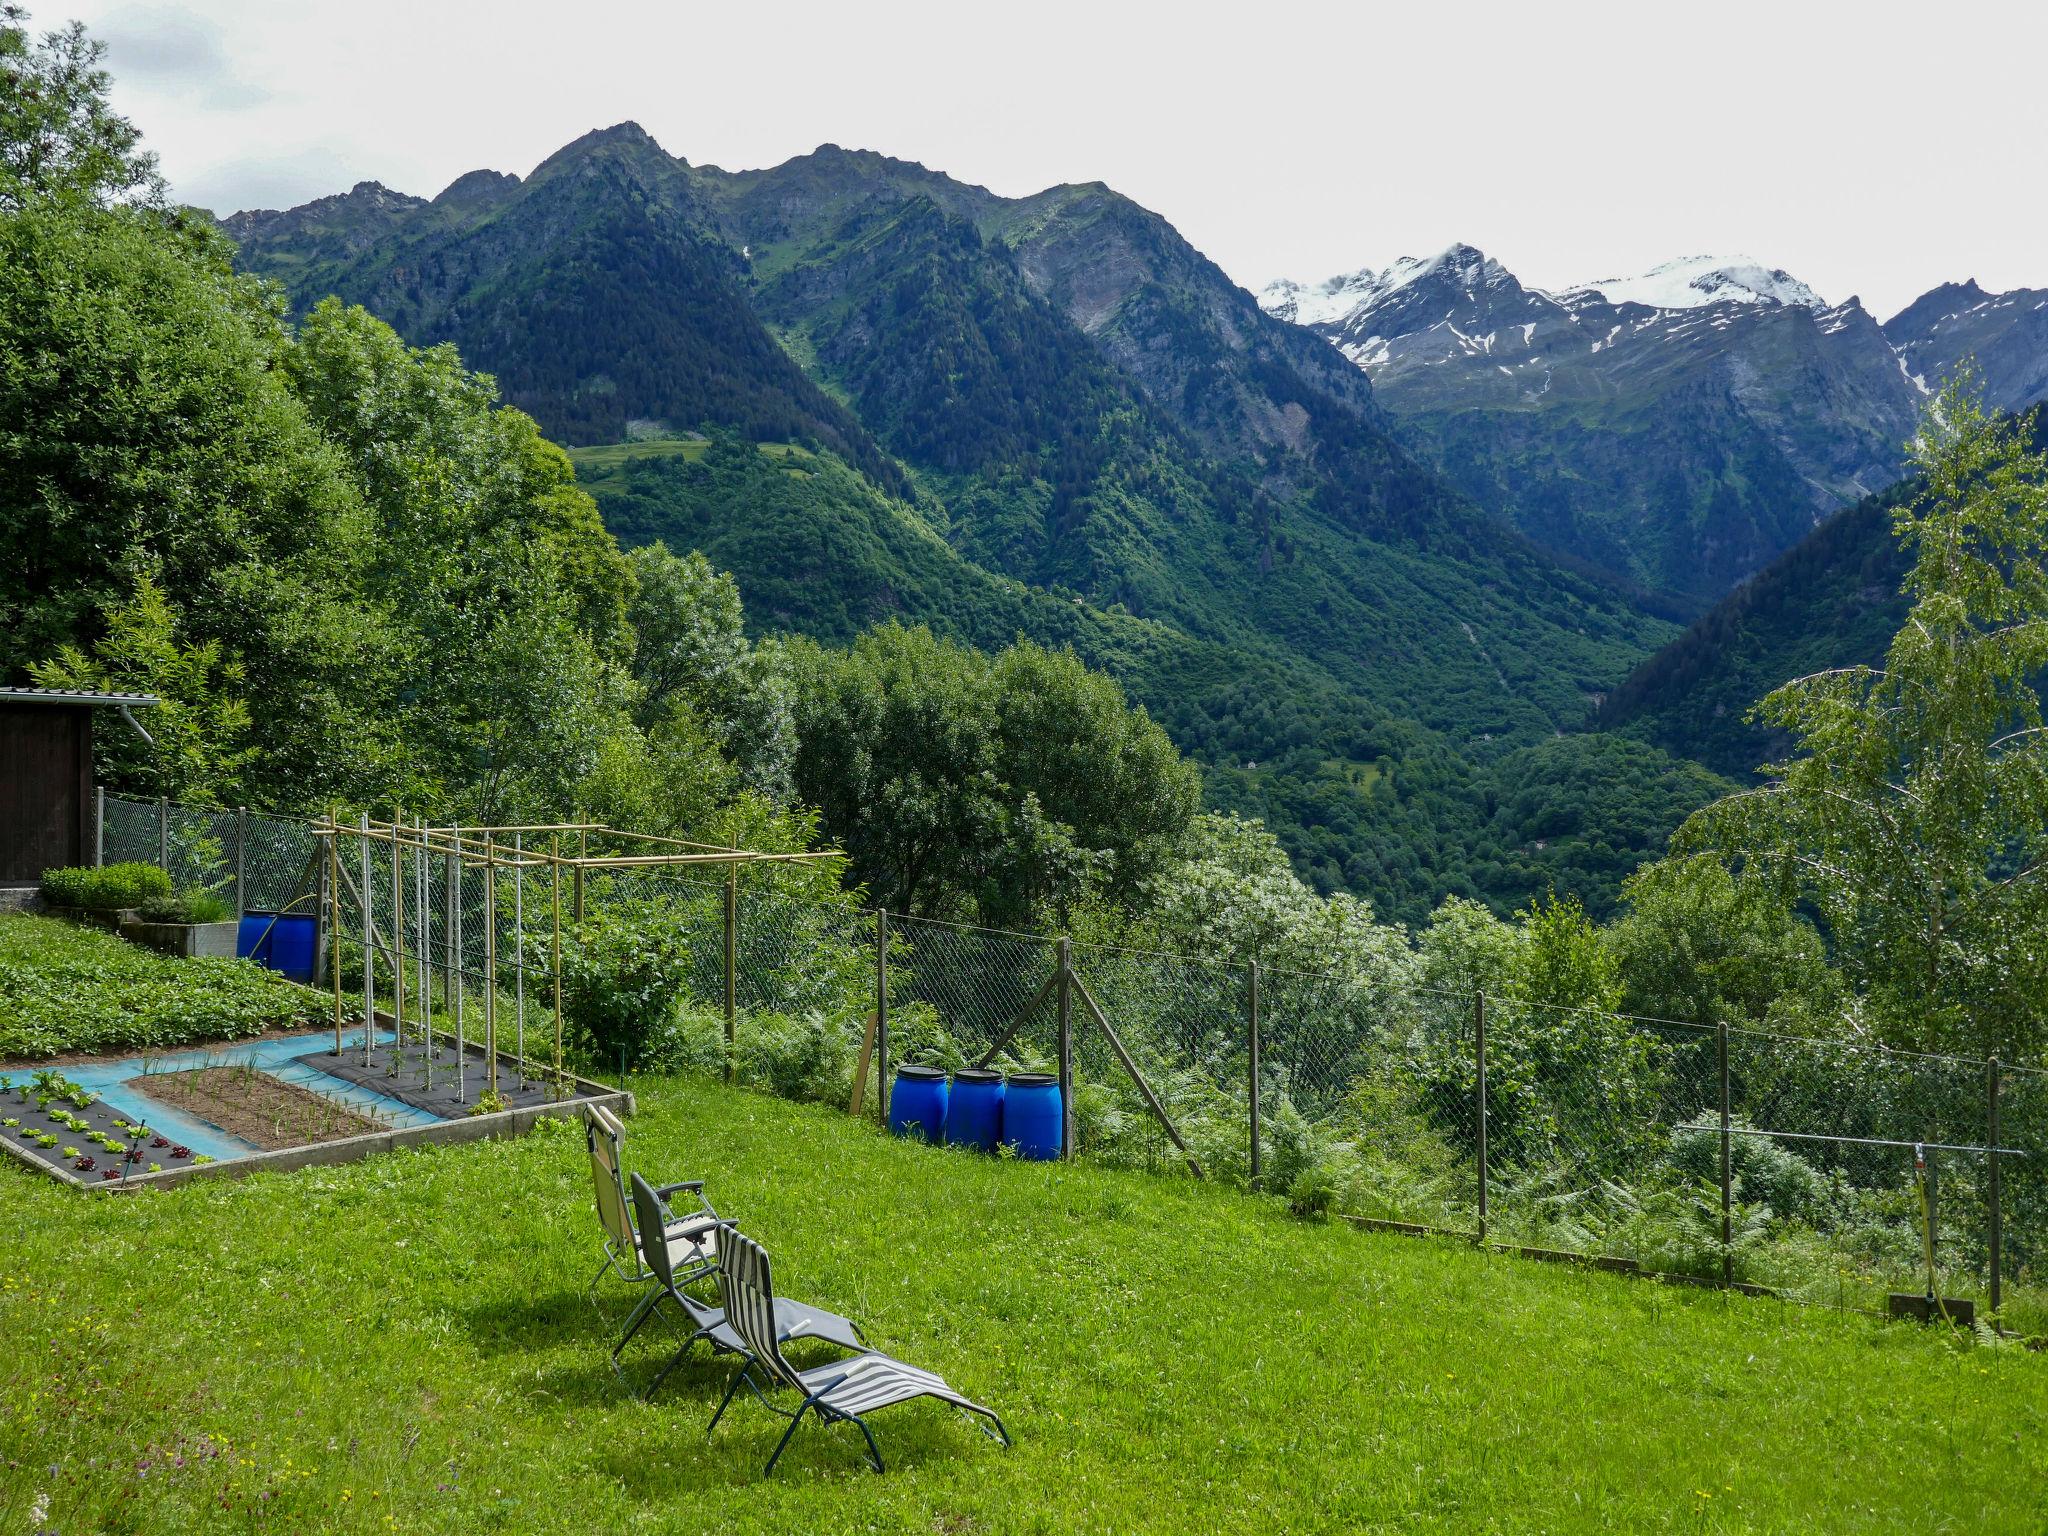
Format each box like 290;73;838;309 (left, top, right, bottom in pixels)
963;1406;1011;1448
643;1325;711;1401
609;1286;661;1362
850;1414;885;1474
763;1402;810;1476
706;1366;749;1435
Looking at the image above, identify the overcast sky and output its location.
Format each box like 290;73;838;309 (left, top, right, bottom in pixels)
49;0;2048;321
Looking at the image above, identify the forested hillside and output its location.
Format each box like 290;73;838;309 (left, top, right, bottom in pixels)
226;125;1711;919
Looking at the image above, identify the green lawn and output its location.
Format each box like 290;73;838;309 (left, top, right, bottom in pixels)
4;1075;2044;1533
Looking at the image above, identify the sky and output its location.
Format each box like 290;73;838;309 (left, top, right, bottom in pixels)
50;0;2048;321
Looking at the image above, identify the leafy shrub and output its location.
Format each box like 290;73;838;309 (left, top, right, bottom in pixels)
735;1009;860;1105
556;902;705;1071
886;1000;965;1072
1666;1117;1830;1221
40;863;171;911
138;889;233;924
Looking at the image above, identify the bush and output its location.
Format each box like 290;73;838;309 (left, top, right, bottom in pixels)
1667;1116;1830;1221
138;889;233;924
40;863;171;912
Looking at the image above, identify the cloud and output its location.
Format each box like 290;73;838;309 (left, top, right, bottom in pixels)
96;4;270;110
172;144;371;218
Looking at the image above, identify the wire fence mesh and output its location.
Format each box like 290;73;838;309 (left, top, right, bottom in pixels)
91;791;2047;1327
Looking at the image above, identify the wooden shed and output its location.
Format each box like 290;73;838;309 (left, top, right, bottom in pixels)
0;688;157;888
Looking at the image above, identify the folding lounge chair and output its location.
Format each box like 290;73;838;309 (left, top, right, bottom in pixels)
585;1104;721;1354
706;1227;1011;1475
623;1172;869;1399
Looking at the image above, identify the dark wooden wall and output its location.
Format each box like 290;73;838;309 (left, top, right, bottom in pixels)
0;704;92;883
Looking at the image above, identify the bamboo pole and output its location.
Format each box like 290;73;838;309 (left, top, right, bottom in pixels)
452;821;464;1104
359;813;373;1067
485;833;498;1097
551;833;564;1097
514;831;526;1087
329;825;343;1056
389;808;405;1075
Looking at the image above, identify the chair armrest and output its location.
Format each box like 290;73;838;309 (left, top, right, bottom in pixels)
656;1180;705;1196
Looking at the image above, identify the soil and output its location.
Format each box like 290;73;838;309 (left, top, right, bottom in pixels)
135;1067;386;1150
312;1038;578;1119
1;1077;204;1182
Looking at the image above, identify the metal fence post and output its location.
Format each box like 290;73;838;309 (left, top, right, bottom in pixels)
723;859;738;1082
94;785;105;867
1989;1056;2003;1322
875;910;890;1121
1475;988;1488;1243
1719;1021;1733;1288
1248;958;1262;1188
157;795;168;871
1057;936;1074;1161
234;806;248;917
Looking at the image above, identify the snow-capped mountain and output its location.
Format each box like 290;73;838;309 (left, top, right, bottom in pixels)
1558;255;1825;312
1258;246;1919;609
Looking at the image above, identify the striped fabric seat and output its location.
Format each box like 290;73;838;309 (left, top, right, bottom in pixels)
622;1172;867;1399
709;1229;1011;1475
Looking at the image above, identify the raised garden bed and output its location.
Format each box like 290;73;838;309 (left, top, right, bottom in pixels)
0;1068;211;1183
0;1021;630;1192
118;917;239;959
137;1064;386;1149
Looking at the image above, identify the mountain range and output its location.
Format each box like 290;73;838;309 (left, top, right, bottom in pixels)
219;124;2048;921
1259;248;2048;611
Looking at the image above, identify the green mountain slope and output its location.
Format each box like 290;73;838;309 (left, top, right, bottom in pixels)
224;125;907;492
1594;482;1915;778
226;126;1698;920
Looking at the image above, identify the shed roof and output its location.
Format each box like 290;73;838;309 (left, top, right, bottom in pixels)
0;687;159;707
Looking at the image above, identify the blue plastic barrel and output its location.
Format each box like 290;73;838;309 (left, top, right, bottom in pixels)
238;912;317;983
1002;1072;1062;1160
888;1064;949;1144
946;1068;1005;1152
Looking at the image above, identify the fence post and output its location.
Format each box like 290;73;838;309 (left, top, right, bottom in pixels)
94;786;105;867
1248;958;1262;1188
1057;936;1074;1161
235;806;248;918
874;910;890;1122
1718;1021;1733;1289
1475;988;1488;1244
157;795;168;870
722;859;737;1083
1989;1056;2003;1323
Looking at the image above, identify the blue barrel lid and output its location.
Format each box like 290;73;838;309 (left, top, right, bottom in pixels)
1005;1071;1056;1087
953;1067;1002;1084
895;1063;947;1081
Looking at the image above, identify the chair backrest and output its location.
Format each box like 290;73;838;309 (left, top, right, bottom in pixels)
628;1170;685;1290
587;1109;637;1260
716;1229;805;1390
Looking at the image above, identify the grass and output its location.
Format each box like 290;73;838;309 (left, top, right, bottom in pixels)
4;1074;2045;1533
0;913;321;1061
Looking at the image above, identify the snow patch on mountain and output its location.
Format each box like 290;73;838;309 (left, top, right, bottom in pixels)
1260;244;1513;325
1560;255;1825;312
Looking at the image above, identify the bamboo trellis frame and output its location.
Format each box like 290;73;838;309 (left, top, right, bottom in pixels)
315;817;842;1099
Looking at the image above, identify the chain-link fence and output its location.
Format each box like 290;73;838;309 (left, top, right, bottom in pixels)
91;791;2044;1329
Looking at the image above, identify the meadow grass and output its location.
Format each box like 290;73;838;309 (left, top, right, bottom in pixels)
3;1074;2044;1533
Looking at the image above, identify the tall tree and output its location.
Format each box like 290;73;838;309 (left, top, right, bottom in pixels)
0;4;163;212
1678;379;2048;1057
